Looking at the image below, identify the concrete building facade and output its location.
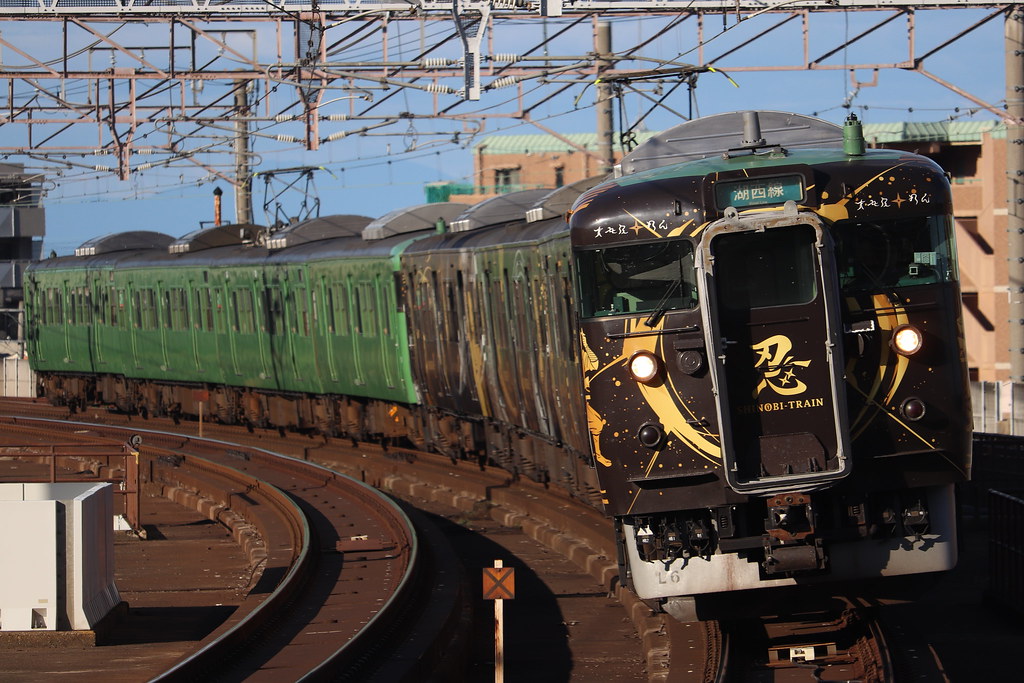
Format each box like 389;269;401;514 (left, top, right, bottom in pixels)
431;121;1010;381
0;164;45;345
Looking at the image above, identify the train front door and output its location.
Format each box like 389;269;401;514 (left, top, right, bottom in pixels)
698;210;851;494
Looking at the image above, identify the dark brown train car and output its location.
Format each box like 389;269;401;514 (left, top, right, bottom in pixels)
568;111;972;613
401;185;599;500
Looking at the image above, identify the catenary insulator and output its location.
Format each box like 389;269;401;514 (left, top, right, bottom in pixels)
275;134;300;143
488;76;521;90
421;58;456;68
490;53;521;62
325;131;348;142
424;83;456;94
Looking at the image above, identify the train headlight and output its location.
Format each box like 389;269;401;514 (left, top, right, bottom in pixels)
628;350;663;384
891;324;923;356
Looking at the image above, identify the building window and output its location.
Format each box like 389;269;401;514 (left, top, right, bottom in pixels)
494;167;520;193
555;166;564;188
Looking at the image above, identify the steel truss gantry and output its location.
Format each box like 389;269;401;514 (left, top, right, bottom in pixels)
0;2;1011;180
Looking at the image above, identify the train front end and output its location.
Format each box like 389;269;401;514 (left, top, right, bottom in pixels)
569;112;971;615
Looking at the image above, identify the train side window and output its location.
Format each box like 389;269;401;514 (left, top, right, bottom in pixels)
562;275;576;362
237;289;256;334
352;282;363;335
333;283;349;336
445;277;459;343
109;287;119;327
144;290;158;330
194;288;214;331
575;239;697;318
835;214;956;292
378;274;390;337
169;288;188;330
231;291;240;332
132;292;142;328
162;291;172;329
363;282;376;336
295;287;310;336
265;288;284;335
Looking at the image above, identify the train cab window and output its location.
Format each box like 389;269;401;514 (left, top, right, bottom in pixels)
575;239;697;318
835;214;957;292
714;224;817;310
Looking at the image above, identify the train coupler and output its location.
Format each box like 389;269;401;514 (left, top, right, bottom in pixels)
763;492;826;575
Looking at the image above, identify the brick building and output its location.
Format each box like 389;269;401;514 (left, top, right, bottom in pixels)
429;120;1010;381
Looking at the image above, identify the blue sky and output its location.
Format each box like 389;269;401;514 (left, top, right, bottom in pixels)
33;8;1008;255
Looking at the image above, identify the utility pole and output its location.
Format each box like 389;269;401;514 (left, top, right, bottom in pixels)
1007;9;1024;381
235;79;253;225
596;21;614;175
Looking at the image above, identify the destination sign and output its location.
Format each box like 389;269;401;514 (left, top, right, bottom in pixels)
715;175;803;209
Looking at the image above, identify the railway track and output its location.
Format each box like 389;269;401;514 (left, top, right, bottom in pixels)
0;409;466;681
1;398;1016;681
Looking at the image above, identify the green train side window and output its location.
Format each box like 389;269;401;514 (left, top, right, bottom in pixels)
575;239;697;318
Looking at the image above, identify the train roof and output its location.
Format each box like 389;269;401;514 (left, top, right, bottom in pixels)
363;202;470;240
616;110;844;176
404;182;597;254
168;223;264;254
74;231;175;256
266;214;371;250
34;177;598;274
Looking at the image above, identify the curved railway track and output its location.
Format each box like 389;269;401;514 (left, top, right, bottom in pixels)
0;408;466;682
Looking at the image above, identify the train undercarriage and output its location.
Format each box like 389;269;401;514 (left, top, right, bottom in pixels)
36;371;603;506
618;483;958;613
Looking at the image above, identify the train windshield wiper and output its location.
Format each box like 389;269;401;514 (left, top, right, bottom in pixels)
644;278;682;327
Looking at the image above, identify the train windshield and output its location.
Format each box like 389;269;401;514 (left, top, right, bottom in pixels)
575;240;697;318
713;224;818;310
834;214;957;292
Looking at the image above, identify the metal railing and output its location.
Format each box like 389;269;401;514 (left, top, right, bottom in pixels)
972;381;1024;435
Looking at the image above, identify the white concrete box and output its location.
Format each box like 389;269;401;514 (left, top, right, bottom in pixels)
0;482;121;631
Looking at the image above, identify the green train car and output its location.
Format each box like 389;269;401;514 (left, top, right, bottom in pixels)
26;207;465;436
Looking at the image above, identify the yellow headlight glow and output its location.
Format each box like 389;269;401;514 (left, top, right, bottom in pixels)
629;351;662;384
892;324;923;356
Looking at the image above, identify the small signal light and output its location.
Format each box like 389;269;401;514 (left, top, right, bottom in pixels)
638;423;664;449
900;397;927;421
